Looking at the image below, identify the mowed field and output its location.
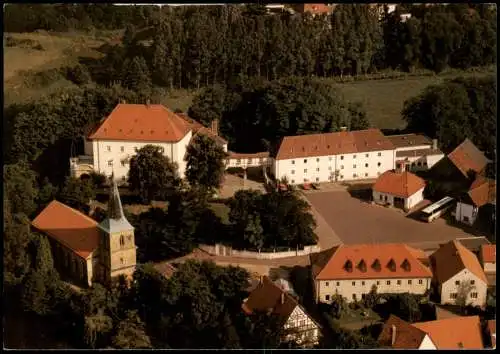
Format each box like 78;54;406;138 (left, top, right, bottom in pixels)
4;31;494;129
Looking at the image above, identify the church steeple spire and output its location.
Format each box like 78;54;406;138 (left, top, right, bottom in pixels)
98;173;133;233
108;172;125;220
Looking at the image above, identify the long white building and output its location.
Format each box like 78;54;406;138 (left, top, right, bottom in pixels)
70;103;444;186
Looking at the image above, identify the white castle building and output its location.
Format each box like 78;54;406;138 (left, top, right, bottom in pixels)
70;103;443;185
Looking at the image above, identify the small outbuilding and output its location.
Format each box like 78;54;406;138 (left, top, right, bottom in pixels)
372;170;426;211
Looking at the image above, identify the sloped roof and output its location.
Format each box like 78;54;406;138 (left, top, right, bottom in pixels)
177;113;228;145
275;128;394;160
466;177;496;207
311;244;432;281
386;134;433;149
88;104;191;142
378;315;429;349
480;244;496;264
447;139;489;177
395;148;443;158
372;171;426;198
242;276;298;320
32;200;100;259
413;316;484;349
430;240;487;284
153;262;177;279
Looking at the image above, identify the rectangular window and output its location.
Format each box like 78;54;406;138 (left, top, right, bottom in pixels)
236;159;241;165
121;161;125;167
329;157;332;161
397;280;401;285
365;154;369;158
340;156;344;160
291;180;295;184
300;320;306;327
377;162;381;167
303;178;307;182
304;169;308;173
326;282;329;287
417;162;421;166
352;281;356;286
108;161;113;167
316;158;320;162
365;173;368;177
340;175;344;179
455;280;460;285
316;177;319;182
352;294;357;300
291;170;295;175
408;280;412;285
362;293;366;300
386;280;391;285
341;165;344;169
325;295;330;301
134;147;138;152
292;160;295;164
418;279;423;285
247;158;252;164
365;163;368;167
423;162;428;166
107;146;111;152
353;155;357;159
120;146;124;152
316;167;320;172
328;166;332;170
450;293;458;299
304;159;307;163
380;195;383;201
376;281;380;285
353;164;356;168
336;282;340;286
353;173;357;178
361;281;365;286
470;292;478;299
470;280;475;285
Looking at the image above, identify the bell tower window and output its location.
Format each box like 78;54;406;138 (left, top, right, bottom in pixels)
120;235;125;247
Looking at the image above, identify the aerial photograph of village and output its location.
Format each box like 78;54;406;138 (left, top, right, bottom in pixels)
3;3;496;349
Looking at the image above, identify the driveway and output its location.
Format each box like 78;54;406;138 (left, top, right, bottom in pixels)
304;190;476;250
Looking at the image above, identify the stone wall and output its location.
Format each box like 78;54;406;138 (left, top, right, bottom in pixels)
199;243;321;259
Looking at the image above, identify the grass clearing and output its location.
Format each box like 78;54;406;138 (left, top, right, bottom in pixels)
337;307;381;330
208;202;230;224
329;70;494;129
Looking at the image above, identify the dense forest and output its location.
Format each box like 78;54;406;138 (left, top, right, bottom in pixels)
5;3;497;91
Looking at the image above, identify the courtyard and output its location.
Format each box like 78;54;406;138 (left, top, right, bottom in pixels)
304;189;477;251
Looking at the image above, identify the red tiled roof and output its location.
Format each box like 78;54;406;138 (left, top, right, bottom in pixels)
480;244;496;264
447;139;489;177
430;240;487;284
275;129;394;160
395;148;443;158
372;171;426;198
467;177;496;207
378;315;428;349
242;276;298;320
88;104;191;142
386;134;433;149
153;262;178;279
177;113;228;145
32;200;100;259
311;244;432;281
413;316;484;349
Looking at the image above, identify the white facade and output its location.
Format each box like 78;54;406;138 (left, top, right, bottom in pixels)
372;187;425;211
316;277;431;303
418;335;437;350
90;131;193;180
454;202;478;226
283;305;320;346
439;269;487;307
274;150;395;185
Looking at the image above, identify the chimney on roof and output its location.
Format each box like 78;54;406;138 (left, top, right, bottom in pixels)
281;292;285;305
121;99;126;104
432;139;438;150
210;119;219;137
391;325;397;346
340;126;348;132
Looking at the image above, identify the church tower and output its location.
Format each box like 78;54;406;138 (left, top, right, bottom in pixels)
97;174;137;285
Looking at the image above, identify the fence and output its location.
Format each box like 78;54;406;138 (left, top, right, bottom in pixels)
199;243;321;260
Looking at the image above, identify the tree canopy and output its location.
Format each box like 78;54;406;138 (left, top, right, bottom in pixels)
402;75;496;166
128;145;181;204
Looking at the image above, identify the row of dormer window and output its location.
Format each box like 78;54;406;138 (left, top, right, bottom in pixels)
289;172;381;184
105;145;165;153
291;152;383;164
291;162;383;174
324;279;425;287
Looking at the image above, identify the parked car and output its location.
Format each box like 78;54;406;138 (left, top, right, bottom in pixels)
312;183;320;190
302;183;312;190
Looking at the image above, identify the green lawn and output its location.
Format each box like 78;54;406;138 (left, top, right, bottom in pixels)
337;307;381;330
208;202;230;224
329;70;494;130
